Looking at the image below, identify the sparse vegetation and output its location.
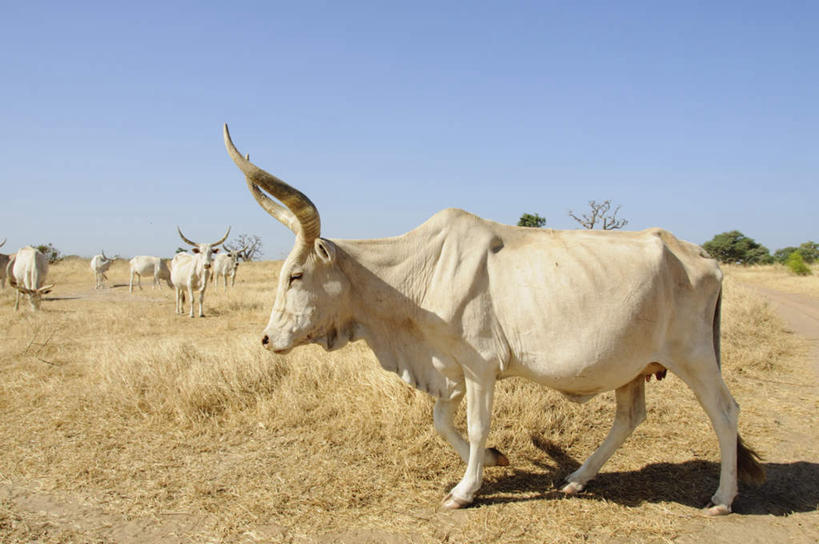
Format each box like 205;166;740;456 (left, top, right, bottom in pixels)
568;200;628;230
517;213;547;228
33;242;62;263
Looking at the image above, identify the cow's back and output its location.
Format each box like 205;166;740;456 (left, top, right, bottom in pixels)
170;253;200;288
12;247;48;290
131;256;160;276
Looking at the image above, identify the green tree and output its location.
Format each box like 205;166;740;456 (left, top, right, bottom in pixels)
773;241;818;264
785;252;812;276
797;241;818;264
702;231;773;265
773;246;798;263
517;213;546;228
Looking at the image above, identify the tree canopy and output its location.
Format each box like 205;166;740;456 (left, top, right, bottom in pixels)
517;213;546;228
701;231;773;265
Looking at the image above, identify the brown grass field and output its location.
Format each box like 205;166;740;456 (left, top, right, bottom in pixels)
1;258;817;543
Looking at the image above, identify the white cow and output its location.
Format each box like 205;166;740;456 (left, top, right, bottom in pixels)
170;226;230;317
0;238;9;288
129;256;172;292
211;246;246;290
90;251;114;289
8;246;54;310
224;125;765;516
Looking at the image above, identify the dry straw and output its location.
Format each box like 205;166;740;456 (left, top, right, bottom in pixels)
0;258;815;543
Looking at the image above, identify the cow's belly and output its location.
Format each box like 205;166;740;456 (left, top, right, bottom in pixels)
504;343;661;396
499;302;668;395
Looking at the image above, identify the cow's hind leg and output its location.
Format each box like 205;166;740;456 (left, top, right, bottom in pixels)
433;396;509;468
673;358;743;515
561;375;646;494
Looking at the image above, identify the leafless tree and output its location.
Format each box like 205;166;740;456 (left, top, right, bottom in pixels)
224;234;263;261
568;200;628;230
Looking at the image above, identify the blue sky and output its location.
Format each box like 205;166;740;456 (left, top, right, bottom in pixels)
1;1;816;259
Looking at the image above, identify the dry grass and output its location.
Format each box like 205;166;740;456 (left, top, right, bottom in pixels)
724;263;819;298
0;260;815;543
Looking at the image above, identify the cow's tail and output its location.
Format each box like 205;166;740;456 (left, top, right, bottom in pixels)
737;434;766;484
713;287;722;370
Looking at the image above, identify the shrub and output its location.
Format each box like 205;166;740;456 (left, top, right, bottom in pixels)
785;252;812;276
34;243;63;264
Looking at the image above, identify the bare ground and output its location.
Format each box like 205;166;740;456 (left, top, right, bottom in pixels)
1;273;818;543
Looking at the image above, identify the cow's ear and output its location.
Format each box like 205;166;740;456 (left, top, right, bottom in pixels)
212;248;220;254
314;238;336;264
192;248;200;254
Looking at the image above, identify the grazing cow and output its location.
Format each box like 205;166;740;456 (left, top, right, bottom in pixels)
170;226;230;317
90;251;114;289
224;124;765;516
8;246;54;310
129;255;172;292
0;238;9;288
211;246;246;290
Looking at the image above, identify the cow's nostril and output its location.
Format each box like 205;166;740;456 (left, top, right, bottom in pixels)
261;335;269;346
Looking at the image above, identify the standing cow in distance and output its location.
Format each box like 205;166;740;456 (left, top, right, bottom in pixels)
0;238;9;288
171;226;230;317
7;246;55;310
224;124;764;516
90;251;115;289
211;245;247;290
129;256;173;292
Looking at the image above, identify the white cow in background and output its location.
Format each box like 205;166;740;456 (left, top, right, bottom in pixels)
170;226;230;317
90;251;114;289
211;245;246;290
129;256;172;292
0;238;9;288
223;124;765;516
8;246;54;310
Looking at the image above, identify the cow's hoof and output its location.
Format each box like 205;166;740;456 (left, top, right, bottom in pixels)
489;447;510;467
560;481;585;495
439;492;472;511
703;502;731;516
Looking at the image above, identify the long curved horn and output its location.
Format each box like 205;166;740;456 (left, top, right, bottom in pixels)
212;226;231;247
0;238;6;248
223;124;321;243
177;226;198;247
101;250;108;261
243;151;302;233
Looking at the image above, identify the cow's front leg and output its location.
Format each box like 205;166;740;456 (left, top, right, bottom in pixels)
188;285;195;318
198;287;206;317
441;373;496;510
434;396;509;468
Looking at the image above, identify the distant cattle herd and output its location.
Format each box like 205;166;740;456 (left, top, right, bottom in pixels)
1;230;246;316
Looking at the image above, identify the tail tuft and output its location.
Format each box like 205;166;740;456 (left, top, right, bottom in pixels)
737;434;766;485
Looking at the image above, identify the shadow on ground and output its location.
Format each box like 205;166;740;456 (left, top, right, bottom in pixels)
471;438;818;516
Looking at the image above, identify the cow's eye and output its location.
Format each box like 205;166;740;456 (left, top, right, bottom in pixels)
289;272;303;286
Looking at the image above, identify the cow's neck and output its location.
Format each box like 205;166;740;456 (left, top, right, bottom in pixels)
331;236;463;398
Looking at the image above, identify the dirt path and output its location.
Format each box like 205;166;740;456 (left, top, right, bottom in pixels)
746;285;819;373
